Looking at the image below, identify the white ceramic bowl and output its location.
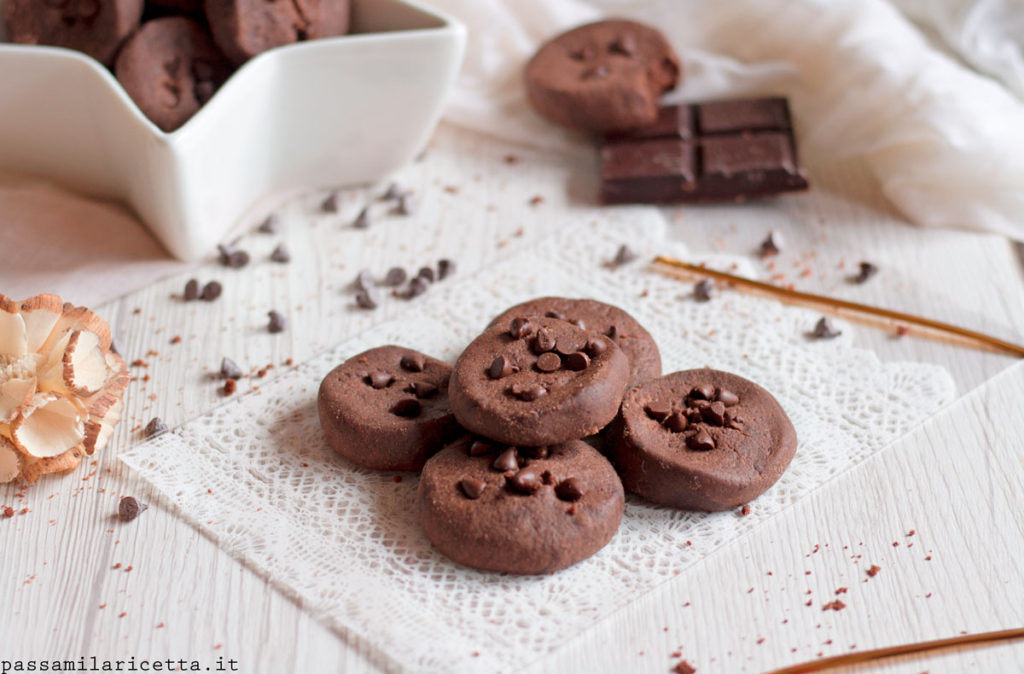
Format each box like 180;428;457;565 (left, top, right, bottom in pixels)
0;0;465;261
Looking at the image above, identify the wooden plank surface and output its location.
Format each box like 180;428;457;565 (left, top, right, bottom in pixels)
1;125;1022;673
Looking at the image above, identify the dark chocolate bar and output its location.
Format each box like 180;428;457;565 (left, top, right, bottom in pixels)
599;97;809;204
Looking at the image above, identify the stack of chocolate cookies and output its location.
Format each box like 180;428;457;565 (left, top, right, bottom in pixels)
318;297;798;575
3;0;351;131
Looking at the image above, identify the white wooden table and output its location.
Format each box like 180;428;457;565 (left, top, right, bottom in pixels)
2;125;1023;673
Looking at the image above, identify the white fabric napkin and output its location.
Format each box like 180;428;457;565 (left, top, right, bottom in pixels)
429;0;1024;241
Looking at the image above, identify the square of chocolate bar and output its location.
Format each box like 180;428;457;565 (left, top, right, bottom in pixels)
599;139;696;204
599;97;809;205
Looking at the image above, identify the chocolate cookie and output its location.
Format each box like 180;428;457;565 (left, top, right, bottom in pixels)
4;0;144;66
317;345;460;472
525;20;681;134
418;437;624;574
449;317;630;446
114;17;232;132
204;0;351;65
489;297;661;385
608;369;797;511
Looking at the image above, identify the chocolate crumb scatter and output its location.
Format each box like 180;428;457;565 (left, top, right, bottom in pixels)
851;261;879;284
267;310;287;334
529;195;544;206
740;504;751;516
693;278;715;302
118;496;147;522
223;378;237;395
257;213;279;234
867;564;881;577
759;230;783;256
810;316;841;340
269;244;290;263
3;506;14;518
143;417;168;438
352;206;371;229
822;599;846;611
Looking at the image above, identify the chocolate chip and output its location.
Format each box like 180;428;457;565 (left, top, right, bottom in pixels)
687;429;715;451
716;388;739;406
437;259;456;280
533;328;556;353
585;337;608;357
118;496;147;522
545;310;566;321
352;206;370;229
492;447;518;472
368;372;394;389
391;398;422;418
510;469;542;494
269;244;290;263
183;278;199;301
851;261;878;284
488;356;515;379
811;316;842;340
524;446;549;459
644;401;672;421
694;278;715;302
514;384;546;401
321;192;340;213
509;317;532;339
702;401;727;426
395;193;417;216
200;281;222;301
396;276;429;299
355;289;378;309
459;477;486;500
556;338;580;357
267;310;286;333
606;325;619;342
417;266;435;283
384;267;407;287
665;412;688;433
381;183;404;201
143;417;168;438
570;45;596;61
541;470;554;484
759;230;783;256
689;384;714;401
555;478;583;502
468;440;493;456
411;381;438;399
536;352;561;372
612;244;638;266
355;269;375;293
220;357;243;380
257;213;279;234
565;351;591;371
394;355;423;374
609;34;637;56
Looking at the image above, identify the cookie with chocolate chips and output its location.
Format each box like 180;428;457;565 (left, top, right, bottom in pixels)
418;436;624;574
4;0;144;66
489;297;661;385
525;19;681;133
449;316;630;446
114;16;232;132
608;368;797;511
204;0;351;65
317;345;461;472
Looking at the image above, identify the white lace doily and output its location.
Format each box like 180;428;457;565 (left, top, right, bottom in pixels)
120;216;955;673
